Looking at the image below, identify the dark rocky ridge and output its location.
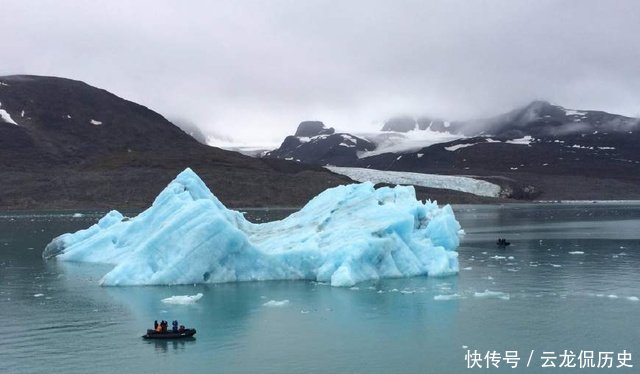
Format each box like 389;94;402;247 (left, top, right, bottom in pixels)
265;101;640;201
294;121;335;137
265;121;376;166
0;75;353;209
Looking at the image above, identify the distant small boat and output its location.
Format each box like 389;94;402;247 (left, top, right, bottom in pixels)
496;238;511;248
142;328;196;339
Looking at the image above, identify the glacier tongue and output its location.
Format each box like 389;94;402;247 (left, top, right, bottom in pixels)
43;168;461;287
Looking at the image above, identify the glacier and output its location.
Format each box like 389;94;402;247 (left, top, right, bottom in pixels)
326;166;501;197
43;168;461;287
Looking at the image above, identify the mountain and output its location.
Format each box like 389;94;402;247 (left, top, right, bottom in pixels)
381;115;452;133
169;117;210;144
265;121;376;165
0;75;351;209
264;101;640;200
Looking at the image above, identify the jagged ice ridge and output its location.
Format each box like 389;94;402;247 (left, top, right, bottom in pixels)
43;168;462;287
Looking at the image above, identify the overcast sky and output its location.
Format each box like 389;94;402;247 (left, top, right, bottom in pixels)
1;0;639;144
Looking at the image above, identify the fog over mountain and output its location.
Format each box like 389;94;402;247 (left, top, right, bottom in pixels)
1;0;638;144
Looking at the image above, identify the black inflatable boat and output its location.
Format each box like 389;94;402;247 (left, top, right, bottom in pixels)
142;328;196;339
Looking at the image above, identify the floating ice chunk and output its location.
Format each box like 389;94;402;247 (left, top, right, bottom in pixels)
463;267;472;270
568;251;584;255
72;213;84;218
627;296;639;302
161;293;203;304
474;290;510;300
33;293;44;297
90;119;102;125
43;168;462;287
434;293;463;301
263;299;289;307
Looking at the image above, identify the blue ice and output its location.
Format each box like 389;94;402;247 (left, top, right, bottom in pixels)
43;168;462;287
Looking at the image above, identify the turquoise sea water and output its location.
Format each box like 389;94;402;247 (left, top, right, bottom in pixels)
1;204;639;373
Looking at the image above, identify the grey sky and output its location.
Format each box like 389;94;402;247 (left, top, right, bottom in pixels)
1;0;639;144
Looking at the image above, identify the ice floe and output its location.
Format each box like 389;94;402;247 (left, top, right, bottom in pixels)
161;293;203;304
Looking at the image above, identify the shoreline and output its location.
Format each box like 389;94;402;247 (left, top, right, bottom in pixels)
3;199;640;215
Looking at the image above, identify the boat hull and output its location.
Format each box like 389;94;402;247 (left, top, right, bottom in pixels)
142;328;196;339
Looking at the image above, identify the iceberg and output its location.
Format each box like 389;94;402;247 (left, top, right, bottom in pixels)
161;293;203;305
43;168;461;287
263;299;290;307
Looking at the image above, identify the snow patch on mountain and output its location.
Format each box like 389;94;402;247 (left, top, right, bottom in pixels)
0;102;19;126
505;136;533;145
0;109;19;125
357;129;464;157
445;143;476;151
564;109;587;116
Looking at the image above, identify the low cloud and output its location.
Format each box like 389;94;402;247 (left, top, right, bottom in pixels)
1;0;638;143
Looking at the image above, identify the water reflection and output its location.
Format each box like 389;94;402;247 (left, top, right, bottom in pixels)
144;337;196;353
3;205;639;374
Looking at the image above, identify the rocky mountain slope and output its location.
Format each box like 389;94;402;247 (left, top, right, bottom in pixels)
265;102;640;200
0;75;352;209
265;121;376;165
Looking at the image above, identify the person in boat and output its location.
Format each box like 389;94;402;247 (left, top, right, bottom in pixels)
172;320;178;332
179;325;185;333
155;322;162;333
154;320;158;330
497;238;511;247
